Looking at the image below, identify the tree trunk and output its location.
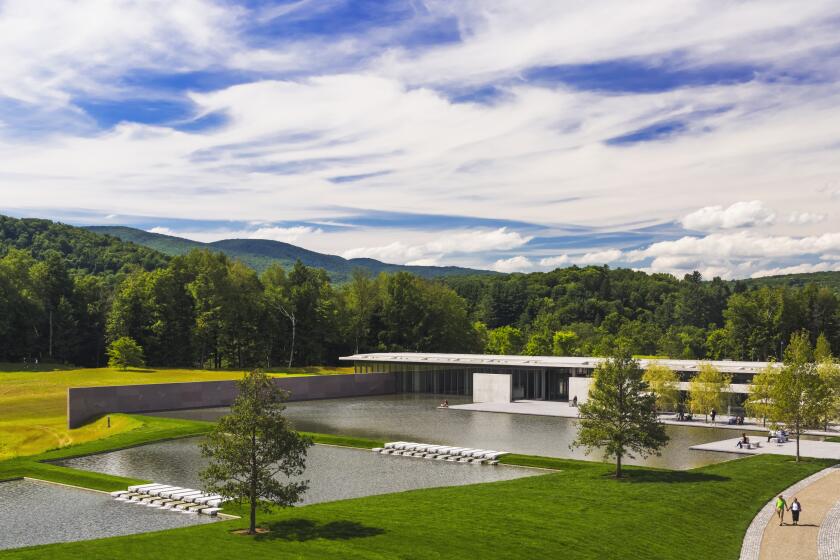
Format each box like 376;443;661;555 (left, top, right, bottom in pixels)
250;429;257;534
616;453;622;478
796;432;800;463
49;309;53;358
287;316;296;369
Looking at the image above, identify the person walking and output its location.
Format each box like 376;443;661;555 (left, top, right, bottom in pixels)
776;495;788;526
710;408;717;424
789;498;802;526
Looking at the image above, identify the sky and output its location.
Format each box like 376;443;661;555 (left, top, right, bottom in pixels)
2;0;840;279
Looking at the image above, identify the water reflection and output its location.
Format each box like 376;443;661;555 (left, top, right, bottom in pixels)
60;441;538;506
152;395;748;469
0;479;216;551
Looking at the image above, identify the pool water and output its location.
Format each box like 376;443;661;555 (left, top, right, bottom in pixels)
59;440;539;506
0;479;217;551
152;394;748;469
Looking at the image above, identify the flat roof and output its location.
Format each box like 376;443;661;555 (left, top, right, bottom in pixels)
339;352;775;374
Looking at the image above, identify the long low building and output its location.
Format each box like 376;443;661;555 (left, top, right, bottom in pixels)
339;352;773;403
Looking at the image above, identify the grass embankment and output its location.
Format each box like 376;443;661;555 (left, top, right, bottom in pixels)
1;450;832;560
0;365;352;460
0;414;214;491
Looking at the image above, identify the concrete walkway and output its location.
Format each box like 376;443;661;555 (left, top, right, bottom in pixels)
738;466;840;560
450;401;839;437
691;438;840;461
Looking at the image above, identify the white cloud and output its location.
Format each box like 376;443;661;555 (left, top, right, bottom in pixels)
539;255;570;267
491;255;534;273
787;212;826;225
575;249;624;265
148;226;177;236
3;2;840;279
341;228;531;264
247;226;321;243
681;200;775;230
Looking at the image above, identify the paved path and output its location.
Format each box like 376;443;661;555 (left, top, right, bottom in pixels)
451;401;839;437
739;465;840;560
691;438;840;461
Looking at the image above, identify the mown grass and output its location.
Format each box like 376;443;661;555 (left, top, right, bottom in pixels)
0;365;351;459
0;414;214;491
0;451;832;560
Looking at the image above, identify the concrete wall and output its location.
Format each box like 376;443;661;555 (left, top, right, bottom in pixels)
472;372;512;403
568;377;593;405
67;373;396;428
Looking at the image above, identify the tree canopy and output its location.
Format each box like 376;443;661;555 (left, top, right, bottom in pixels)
200;370;312;534
572;347;669;478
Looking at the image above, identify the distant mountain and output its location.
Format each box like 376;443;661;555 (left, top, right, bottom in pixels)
87;226;495;282
738;271;840;292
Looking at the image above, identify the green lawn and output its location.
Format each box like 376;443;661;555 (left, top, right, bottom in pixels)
0;449;831;560
0;365;352;459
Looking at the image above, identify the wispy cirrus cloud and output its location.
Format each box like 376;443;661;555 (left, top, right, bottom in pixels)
2;1;840;279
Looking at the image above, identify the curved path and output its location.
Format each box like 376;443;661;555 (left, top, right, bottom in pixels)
740;464;840;560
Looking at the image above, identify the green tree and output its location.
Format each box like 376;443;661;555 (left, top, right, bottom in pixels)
486;325;524;355
688;363;732;423
523;329;552;356
642;363;680;412
746;362;777;426
572;346;669;478
552;330;578;356
200;371;312;534
771;331;833;461
345;269;379;354
107;336;145;370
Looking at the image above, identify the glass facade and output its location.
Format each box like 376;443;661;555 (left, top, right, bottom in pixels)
354;361;581;401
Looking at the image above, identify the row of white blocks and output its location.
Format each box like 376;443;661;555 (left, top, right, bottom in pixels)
372;442;507;465
110;483;223;516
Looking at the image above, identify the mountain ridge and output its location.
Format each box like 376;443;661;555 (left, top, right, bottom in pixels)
87;225;495;282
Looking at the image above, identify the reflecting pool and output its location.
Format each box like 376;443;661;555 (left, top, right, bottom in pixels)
152;394;749;469
59;440;538;506
0;479;216;551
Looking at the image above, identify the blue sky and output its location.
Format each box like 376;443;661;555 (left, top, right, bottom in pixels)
2;1;840;278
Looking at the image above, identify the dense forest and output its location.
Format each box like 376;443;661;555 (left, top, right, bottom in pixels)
1;215;839;368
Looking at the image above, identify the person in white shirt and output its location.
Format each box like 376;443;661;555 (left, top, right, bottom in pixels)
788;498;802;526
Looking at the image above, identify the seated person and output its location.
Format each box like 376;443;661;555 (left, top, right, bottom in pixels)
736;433;750;448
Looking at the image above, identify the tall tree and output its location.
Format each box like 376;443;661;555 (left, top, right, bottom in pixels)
345;269;379;354
572;346;669;478
746;362;777;426
688;363;732;423
642;363;680;412
771;331;832;461
200;371;312;534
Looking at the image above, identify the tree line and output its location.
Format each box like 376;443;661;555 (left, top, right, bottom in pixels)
449;268;840;361
3;215;840;368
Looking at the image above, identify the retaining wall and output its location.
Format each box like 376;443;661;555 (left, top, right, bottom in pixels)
67;373;396;428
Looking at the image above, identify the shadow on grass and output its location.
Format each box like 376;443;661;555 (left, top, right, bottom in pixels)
619;470;730;484
255;519;385;542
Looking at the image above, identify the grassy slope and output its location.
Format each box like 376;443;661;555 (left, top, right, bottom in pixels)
0;451;832;560
0;366;351;459
0;414;214;491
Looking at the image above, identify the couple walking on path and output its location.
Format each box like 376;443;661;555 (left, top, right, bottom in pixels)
775;496;803;526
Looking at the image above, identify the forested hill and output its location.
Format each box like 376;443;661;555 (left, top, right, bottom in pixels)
88;225;492;282
741;271;840;292
0;216;168;274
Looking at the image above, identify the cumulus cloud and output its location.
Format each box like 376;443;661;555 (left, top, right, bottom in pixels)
247;226;321;243
148;226;178;236
681;201;776;230
492;255;534;273
787;212;826;225
341;228;531;264
3;2;840;279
